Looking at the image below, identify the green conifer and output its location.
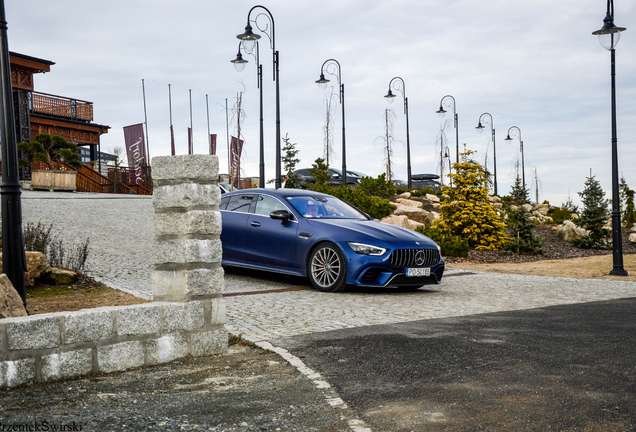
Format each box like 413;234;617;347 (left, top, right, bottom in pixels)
572;174;610;249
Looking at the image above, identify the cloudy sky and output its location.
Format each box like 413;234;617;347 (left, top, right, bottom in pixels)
7;0;636;206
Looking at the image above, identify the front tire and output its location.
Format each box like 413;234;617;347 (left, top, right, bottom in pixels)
308;243;347;292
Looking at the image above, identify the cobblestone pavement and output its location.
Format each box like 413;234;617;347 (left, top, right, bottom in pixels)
17;190;636;343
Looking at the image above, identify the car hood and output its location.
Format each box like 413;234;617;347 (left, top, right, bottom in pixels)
306;218;438;248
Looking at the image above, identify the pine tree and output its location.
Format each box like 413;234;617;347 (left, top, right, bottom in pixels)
308;158;331;190
434;147;508;250
572;174;610;249
623;187;636;229
281;134;303;189
509;175;530;205
504;207;543;255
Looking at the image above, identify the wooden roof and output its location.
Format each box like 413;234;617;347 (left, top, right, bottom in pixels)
9;52;55;73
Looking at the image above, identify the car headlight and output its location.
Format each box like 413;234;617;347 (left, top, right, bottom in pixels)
347;242;387;256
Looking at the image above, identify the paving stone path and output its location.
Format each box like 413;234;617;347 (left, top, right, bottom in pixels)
16;190;636;342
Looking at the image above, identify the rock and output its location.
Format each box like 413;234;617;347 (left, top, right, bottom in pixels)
380;215;426;230
0;273;28;319
556;220;588;242
629;233;636;244
536;204;550;215
510;205;519;211
398;192;411;199
392;205;433;227
488;196;502;203
493;202;503;209
395;198;423;209
47;268;79;285
425;194;440;203
0;251;52;288
522;204;533;212
630;224;636;233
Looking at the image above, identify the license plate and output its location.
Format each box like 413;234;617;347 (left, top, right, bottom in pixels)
406;267;430;277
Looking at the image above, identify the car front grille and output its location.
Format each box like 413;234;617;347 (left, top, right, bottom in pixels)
389;248;441;267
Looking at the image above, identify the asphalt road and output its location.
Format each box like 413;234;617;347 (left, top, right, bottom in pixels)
272;297;636;431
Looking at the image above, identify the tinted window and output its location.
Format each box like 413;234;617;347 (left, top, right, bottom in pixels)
226;195;254;212
254;195;288;216
220;196;230;210
286;195;367;220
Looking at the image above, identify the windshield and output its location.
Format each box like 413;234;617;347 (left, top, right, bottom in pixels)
286;195;368;220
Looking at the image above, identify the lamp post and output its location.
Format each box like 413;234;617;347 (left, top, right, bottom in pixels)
385;77;412;189
476;112;497;196
436;95;459;165
235;5;281;189
0;0;27;307
504;126;525;191
232;41;265;188
316;59;347;186
593;0;627;276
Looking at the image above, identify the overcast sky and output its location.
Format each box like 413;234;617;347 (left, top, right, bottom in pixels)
7;0;636;206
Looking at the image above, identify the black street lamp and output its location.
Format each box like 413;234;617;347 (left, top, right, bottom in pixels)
316;59;347;186
593;0;628;276
231;41;265;188
235;5;282;189
436;95;459;165
476;112;498;196
0;1;27;307
385;77;412;189
504;126;525;191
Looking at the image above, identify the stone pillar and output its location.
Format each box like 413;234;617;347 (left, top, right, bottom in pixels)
151;154;224;303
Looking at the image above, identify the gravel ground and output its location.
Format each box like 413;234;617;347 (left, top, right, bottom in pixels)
445;225;636;264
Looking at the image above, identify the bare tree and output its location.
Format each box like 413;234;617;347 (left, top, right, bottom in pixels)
436;124;451;186
531;166;542;204
323;89;337;166
230;84;246;188
374;108;396;181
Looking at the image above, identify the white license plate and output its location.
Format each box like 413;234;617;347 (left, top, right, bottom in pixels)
406;267;430;277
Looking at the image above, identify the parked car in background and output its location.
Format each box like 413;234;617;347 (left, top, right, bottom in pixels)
391;179;408;188
411;174;441;190
219;188;444;292
219;183;235;194
292;168;362;188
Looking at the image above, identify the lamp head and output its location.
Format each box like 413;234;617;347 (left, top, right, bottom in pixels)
231;51;248;72
593;10;626;50
476;122;484;133
384;89;396;104
436;106;446;118
316;73;329;90
237;23;260;52
505;134;512;142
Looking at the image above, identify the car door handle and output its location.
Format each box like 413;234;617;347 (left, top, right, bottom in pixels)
299;232;313;239
250;221;261;227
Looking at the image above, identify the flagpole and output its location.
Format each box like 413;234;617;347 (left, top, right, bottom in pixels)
206;94;211;155
189;89;193;154
142;79;150;163
225;98;230;183
169;84;175;156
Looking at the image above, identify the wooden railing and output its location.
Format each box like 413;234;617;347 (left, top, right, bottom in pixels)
30;91;93;122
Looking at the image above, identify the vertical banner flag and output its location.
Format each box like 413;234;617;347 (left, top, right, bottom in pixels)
230;136;244;189
210;134;217;155
188;127;193;155
170;125;175;156
123;123;147;185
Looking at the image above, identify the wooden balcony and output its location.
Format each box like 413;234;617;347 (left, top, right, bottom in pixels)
30;91;93;122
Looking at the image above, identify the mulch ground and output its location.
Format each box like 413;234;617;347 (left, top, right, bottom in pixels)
445;225;636;264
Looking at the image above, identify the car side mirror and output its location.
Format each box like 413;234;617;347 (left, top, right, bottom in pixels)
270;209;291;225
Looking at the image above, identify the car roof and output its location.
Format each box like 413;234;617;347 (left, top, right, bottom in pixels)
222;188;334;199
412;173;440;180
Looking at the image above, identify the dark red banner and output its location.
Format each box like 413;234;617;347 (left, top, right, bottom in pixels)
188;127;193;155
123;123;147;186
170;125;175;156
210;134;217;155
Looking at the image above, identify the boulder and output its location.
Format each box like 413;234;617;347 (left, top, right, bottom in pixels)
393;205;433;227
557;220;588;242
535;204;550;215
630;223;636;233
47;268;79;285
488;196;502;203
425;194;440;203
398;192;411;199
629;233;636;244
522;204;533;212
492;202;503;209
0;273;28;319
395;198;423;209
0;251;52;288
380;215;426;230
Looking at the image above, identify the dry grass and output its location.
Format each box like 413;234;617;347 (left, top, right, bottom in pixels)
450;254;636;282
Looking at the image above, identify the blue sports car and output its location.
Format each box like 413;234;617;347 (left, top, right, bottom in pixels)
219;188;444;292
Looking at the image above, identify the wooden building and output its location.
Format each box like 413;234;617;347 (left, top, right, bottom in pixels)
10;51;110;165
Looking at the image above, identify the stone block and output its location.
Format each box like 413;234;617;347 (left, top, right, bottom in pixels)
153;183;221;210
153;268;224;298
146;333;189;365
395;198;423;209
0;274;27;318
116;304;161;336
97;341;144;373
209;298;226;326
152;155;219;183
64;309;114;343
190;327;228;357
41;349;93;381
163;302;205;332
154;210;222;237
154;239;222;265
6;315;60;350
0;358;35;388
